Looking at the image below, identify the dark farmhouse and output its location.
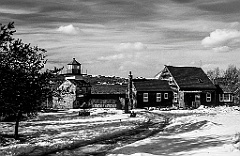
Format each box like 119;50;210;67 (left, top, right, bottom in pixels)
132;79;173;108
155;66;218;108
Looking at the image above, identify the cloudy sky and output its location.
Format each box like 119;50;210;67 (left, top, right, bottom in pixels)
1;0;240;77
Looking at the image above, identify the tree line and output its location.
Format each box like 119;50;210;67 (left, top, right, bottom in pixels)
207;65;240;92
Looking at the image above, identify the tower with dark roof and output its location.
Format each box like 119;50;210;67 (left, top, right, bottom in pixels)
67;58;81;75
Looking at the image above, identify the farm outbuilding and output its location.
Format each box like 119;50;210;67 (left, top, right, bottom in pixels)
52;79;91;109
132;79;173;108
89;84;127;109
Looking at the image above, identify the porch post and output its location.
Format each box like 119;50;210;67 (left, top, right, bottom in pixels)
179;91;185;108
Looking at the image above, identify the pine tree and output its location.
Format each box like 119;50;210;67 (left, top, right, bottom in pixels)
0;22;60;139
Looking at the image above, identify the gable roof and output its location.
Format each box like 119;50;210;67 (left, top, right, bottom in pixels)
165;66;216;90
67;58;81;65
91;85;127;94
133;79;172;92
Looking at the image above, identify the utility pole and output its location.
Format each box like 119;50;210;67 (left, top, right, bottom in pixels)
128;71;133;110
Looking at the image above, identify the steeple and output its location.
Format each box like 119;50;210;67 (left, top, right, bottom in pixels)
67;58;81;75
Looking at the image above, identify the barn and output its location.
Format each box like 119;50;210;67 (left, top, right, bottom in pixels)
155;66;218;108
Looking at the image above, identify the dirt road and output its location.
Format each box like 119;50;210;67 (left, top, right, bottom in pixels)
45;111;168;156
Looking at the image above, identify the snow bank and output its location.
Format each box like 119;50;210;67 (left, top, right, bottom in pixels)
110;153;160;156
108;106;240;156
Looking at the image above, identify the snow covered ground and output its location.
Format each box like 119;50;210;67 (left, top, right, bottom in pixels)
108;106;240;156
1;106;240;156
0;108;147;156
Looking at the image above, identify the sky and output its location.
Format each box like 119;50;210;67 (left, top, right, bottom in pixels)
1;0;240;78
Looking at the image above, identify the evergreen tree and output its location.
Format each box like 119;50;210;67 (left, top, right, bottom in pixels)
0;22;60;139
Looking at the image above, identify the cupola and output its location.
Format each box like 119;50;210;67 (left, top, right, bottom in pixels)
67;58;81;75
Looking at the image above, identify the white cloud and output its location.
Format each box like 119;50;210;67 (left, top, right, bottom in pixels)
213;46;231;52
118;60;145;71
201;29;240;52
230;22;240;28
57;24;80;35
98;54;125;61
115;42;147;52
98;51;143;61
0;7;37;14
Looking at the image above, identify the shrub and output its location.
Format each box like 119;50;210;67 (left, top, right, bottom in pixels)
234;133;240;150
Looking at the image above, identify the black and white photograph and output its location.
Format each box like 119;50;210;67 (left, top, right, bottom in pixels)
1;0;240;155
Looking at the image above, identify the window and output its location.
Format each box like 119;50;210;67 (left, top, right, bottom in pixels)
174;93;178;102
68;65;72;69
224;94;229;102
164;93;168;99
219;94;223;102
156;93;161;102
206;93;211;102
143;93;148;102
223;94;233;102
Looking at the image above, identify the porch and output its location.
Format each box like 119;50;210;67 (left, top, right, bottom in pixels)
178;90;216;108
178;91;202;109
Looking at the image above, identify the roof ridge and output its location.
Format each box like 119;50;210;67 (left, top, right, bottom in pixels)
166;65;201;69
67;58;81;65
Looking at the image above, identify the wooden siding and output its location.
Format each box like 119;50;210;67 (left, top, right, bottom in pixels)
135;91;173;108
89;94;125;109
182;91;217;108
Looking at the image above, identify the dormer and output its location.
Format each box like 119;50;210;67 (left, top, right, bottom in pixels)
67;58;81;75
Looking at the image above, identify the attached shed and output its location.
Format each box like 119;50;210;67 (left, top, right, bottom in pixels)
132;79;173;108
214;78;235;105
233;87;240;105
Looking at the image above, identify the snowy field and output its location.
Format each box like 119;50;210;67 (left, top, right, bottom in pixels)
108;106;240;156
0;109;148;156
1;106;240;156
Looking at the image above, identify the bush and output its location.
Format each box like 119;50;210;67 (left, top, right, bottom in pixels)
234;133;240;150
130;111;136;117
79;110;90;116
0;113;31;122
